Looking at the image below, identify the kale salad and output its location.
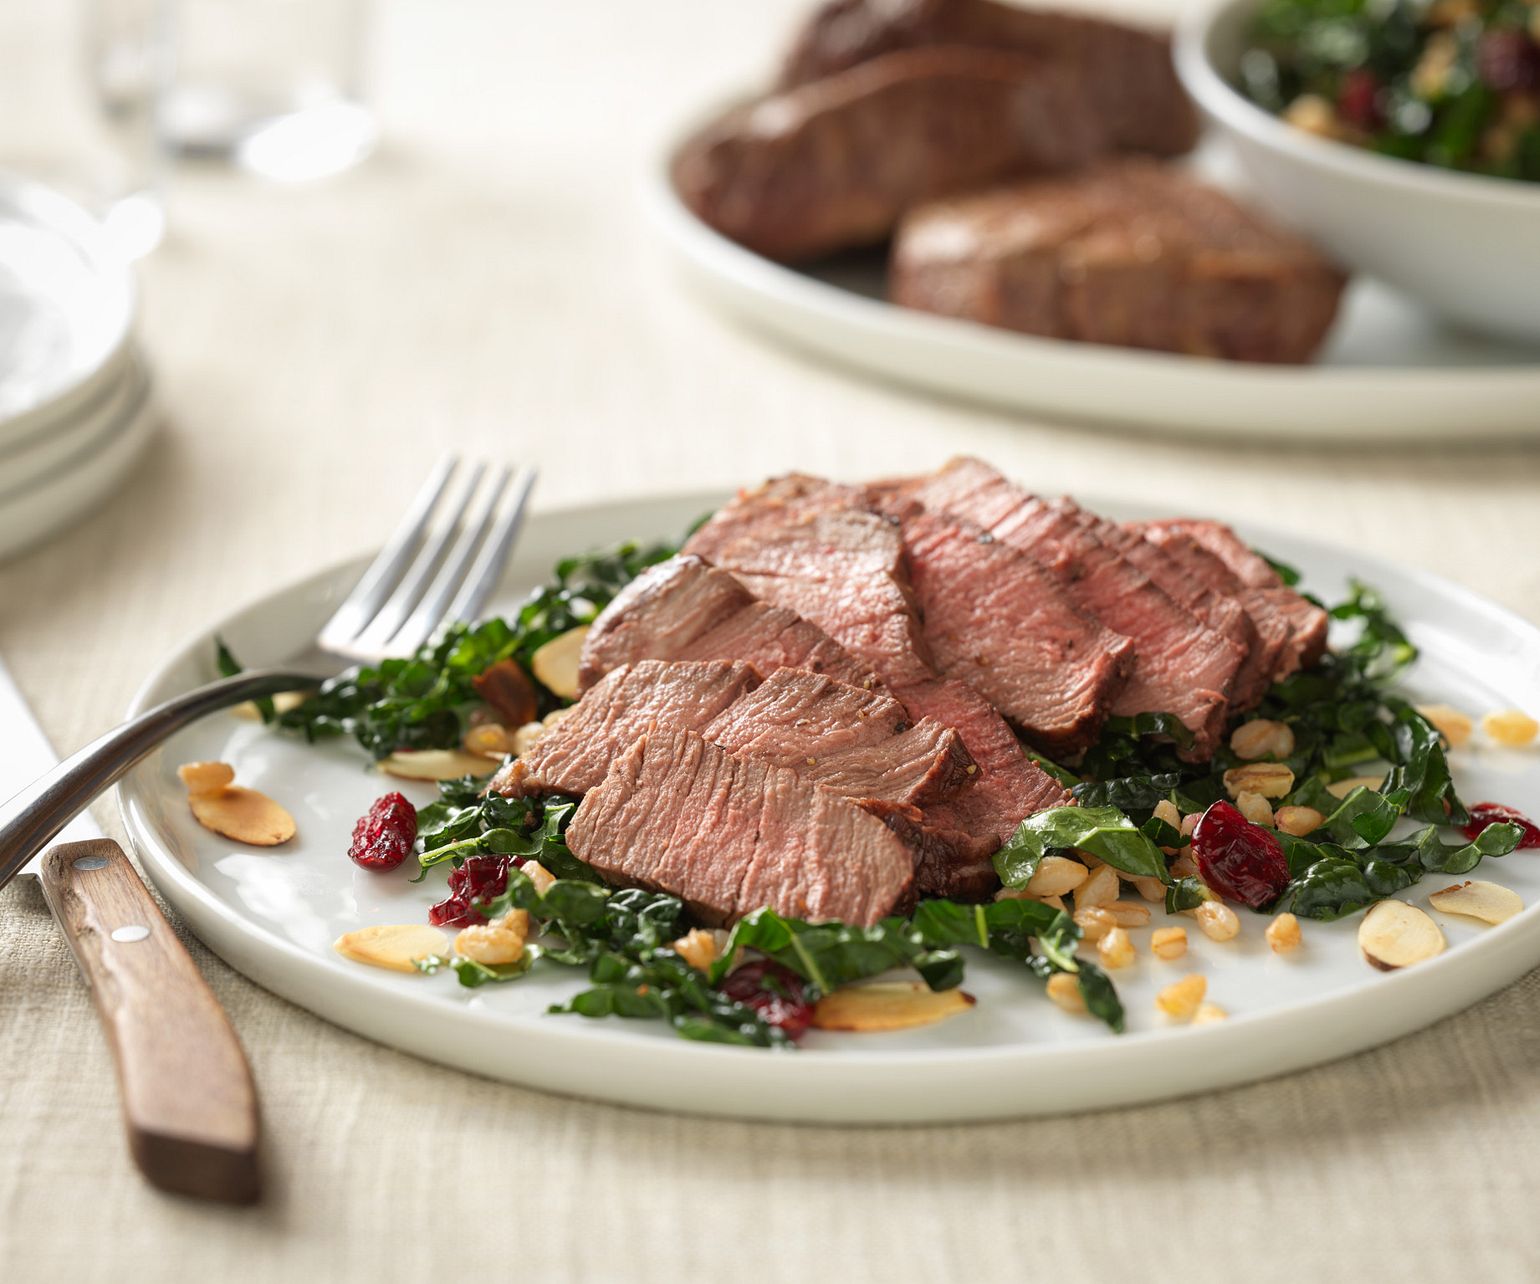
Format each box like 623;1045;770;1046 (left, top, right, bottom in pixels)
218;519;1535;1051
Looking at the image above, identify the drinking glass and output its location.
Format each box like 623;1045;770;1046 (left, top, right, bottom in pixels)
162;0;376;182
0;0;173;258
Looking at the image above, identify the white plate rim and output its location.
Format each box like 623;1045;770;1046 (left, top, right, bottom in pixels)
0;169;137;447
116;491;1540;1121
645;126;1540;440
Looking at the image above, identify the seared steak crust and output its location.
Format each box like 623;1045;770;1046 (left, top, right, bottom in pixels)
568;727;916;927
890;161;1346;363
674;47;1100;263
779;0;1199;157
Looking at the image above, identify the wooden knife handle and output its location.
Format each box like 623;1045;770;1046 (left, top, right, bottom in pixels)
39;839;261;1204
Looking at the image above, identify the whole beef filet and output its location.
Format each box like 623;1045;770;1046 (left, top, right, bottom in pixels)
880;457;1247;758
578;555;880;693
890;160;1347;363
674;47;1100;263
567;727;916;927
1137;518;1329;678
779;0;1199;157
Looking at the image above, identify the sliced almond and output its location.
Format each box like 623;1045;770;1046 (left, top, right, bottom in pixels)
530;625;589;699
1358;900;1446;971
1327;774;1386;800
810;981;975;1033
189;786;297;846
1428;879;1523;926
378;748;496;781
334;924;450;973
231;690;308;721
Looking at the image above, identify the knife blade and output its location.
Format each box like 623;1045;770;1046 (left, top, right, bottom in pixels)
0;657;102;864
0;652;263;1202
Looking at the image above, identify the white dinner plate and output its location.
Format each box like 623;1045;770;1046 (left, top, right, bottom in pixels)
0;358;156;563
0;170;136;450
648;135;1540;441
119;492;1540;1122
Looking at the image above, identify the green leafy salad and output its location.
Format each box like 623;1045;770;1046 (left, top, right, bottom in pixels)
262;530;1527;1049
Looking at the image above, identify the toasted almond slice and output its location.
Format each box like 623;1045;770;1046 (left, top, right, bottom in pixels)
1326;773;1387;800
231;690;308;721
1358;900;1446;971
810;981;975;1033
1428;879;1523;926
530;625;590;699
178;760;235;798
334;924;450;973
378;748;496;781
189;786;296;846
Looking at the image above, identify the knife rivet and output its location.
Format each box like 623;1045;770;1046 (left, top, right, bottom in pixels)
110;925;150;943
72;856;109;871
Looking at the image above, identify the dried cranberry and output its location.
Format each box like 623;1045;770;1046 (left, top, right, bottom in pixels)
348;793;417;871
1477;31;1540;94
717;959;813;1040
1191;800;1291;909
427;853;520;927
1337;68;1382;130
1462;802;1540;849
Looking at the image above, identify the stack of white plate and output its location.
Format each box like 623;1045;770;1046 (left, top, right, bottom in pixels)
0;171;155;563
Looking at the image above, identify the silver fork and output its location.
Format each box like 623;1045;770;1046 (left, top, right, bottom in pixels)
0;456;537;892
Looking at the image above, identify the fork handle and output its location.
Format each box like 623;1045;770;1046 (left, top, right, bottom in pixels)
0;669;316;893
40;838;261;1203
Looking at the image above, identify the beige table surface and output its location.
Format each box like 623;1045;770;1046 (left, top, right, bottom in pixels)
3;1;1540;1279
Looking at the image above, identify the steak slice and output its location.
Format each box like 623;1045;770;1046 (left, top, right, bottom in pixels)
1138;518;1329;679
882;457;1245;758
491;659;760;798
703;667;974;808
567;727;916;927
779;0;1199;157
890;161;1346;363
686;478;934;689
890;504;1135;757
687;473;1076;850
578;555;880;693
498;659;974;814
674;46;1101;263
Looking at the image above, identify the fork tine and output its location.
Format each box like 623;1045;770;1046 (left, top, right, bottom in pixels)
441;465;537;628
318;454;458;650
384;464;513;655
352;461;487;653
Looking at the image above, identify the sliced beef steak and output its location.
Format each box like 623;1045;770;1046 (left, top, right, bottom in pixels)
674;47;1101;263
888;504;1134;757
686;478;934;689
492;659;760;798
567;727;915;927
687;473;1077;846
1137;518;1329;679
498;659;973;814
703;668;973;807
779;0;1199;157
889;161;1345;363
883;457;1245;757
578;555;880;693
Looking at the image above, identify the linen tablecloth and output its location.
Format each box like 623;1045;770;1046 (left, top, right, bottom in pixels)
3;1;1538;1278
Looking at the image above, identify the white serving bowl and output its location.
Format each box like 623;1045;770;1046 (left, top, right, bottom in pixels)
1176;0;1540;344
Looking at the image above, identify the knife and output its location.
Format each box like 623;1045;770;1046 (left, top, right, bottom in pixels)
1;657;261;1203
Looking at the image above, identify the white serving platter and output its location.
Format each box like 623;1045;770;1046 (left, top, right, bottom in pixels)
648;137;1540;441
119;493;1540;1122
